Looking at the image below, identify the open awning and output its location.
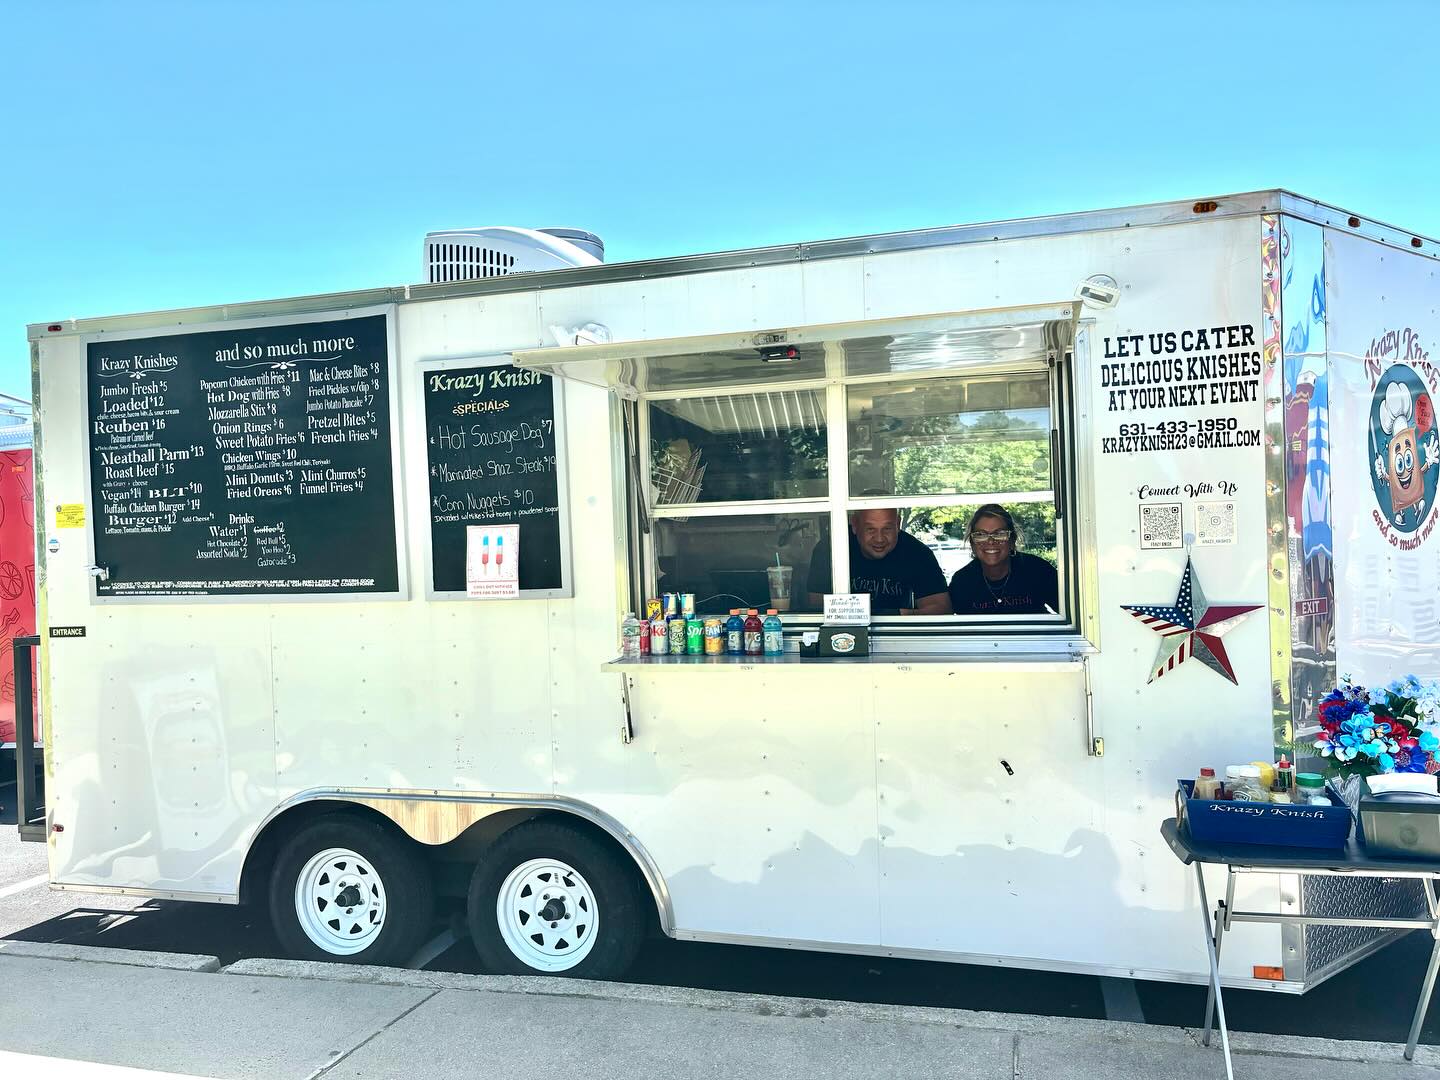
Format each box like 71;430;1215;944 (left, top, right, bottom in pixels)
512;302;1078;399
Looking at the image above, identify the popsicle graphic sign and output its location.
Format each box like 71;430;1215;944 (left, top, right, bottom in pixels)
466;524;519;599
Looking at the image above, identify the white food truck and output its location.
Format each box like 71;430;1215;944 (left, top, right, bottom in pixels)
21;191;1440;990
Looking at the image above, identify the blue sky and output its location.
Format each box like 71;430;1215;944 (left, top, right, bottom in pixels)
4;0;1438;399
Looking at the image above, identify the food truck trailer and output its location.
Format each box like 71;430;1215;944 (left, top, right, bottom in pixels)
21;191;1440;990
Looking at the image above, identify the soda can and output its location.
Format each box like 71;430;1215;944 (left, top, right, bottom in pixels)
703;617;724;655
685;617;704;654
667;615;686;655
645;597;663;622
681;593;696;618
638;619;651;655
650;618;670;655
662;593;680;618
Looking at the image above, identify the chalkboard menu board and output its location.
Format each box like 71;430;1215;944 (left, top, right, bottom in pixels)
86;313;401;598
423;360;569;596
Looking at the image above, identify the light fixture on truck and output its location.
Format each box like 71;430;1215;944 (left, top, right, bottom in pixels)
757;345;800;363
1076;274;1120;310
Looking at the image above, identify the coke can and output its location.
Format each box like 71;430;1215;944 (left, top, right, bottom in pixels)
638;619;651;655
650;617;670;655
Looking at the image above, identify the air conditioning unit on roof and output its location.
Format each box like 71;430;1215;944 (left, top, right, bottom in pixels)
423;226;604;284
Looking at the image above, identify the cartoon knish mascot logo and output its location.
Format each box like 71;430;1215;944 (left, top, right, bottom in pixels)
1370;365;1438;532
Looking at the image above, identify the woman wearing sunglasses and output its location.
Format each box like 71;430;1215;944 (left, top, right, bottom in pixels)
948;503;1058;616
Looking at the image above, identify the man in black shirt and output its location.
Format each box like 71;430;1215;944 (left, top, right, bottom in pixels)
806;508;951;615
948;504;1058;616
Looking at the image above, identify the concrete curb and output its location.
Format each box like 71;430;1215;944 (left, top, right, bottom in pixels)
221;957;1440;1068
0;940;220;972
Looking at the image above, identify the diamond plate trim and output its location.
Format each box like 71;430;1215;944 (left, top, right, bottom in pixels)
1302;874;1428;979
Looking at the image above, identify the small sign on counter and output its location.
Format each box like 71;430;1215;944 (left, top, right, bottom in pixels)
823;592;871;625
466;524;519;599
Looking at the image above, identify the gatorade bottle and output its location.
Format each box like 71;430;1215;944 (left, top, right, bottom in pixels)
743;609;763;656
762;609;784;656
725;609;745;655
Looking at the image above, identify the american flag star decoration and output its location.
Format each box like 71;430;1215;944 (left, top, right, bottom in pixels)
1122;557;1262;684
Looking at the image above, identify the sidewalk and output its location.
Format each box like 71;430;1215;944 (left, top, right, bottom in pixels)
0;941;1435;1079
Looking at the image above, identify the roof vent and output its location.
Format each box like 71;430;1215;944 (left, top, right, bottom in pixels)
423;226;604;284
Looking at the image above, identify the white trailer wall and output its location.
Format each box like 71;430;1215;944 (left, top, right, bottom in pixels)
37;208;1285;983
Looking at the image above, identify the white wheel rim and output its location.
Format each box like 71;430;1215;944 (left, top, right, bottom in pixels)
294;846;388;955
495;858;599;972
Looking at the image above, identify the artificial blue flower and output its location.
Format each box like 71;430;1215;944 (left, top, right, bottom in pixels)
1379;752;1396;772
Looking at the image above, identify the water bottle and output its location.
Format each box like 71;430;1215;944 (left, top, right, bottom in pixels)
762;609;784;655
620;612;642;658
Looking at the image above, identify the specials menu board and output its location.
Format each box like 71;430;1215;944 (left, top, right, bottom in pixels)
86;313;400;597
423;360;569;596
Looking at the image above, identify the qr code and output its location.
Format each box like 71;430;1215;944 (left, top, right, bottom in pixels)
1196;501;1236;546
1140;502;1182;549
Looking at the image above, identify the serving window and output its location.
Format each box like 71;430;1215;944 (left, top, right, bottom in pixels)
517;307;1086;645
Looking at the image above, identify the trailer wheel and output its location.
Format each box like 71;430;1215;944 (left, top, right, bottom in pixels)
269;815;434;965
467;821;645;978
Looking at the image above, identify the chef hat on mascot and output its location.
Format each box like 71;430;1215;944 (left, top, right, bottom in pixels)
1380;381;1414;436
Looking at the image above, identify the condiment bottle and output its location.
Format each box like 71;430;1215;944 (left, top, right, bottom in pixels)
1296;773;1331;805
743;609;763;656
1226;765;1266;802
1249;759;1277;791
1275;755;1295;797
762;609;784;656
1192;767;1220;800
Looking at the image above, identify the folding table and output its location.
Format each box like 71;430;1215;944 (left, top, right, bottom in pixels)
1161;817;1440;1079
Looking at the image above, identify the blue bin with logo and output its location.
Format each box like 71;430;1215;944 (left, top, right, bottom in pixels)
1177;780;1353;849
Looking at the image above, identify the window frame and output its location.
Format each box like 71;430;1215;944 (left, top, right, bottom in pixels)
627;318;1092;649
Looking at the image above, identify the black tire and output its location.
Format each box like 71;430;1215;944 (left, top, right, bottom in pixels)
467;821;646;979
269;814;435;966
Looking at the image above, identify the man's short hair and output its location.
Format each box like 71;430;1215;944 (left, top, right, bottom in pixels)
849;490;897;523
